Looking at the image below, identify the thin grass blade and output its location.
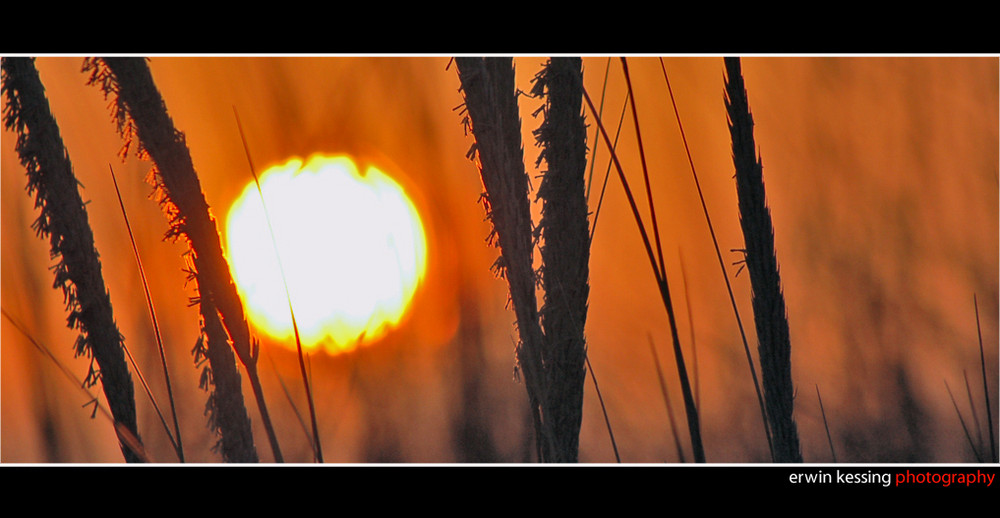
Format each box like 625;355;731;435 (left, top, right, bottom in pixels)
579;69;706;462
660;57;774;461
2;308;150;462
585;355;620;462
974;294;997;462
816;384;837;462
946;379;983;462
85;57;276;461
589;94;630;243
620;58;667;280
234;107;323;463
649;334;687;463
110;164;184;462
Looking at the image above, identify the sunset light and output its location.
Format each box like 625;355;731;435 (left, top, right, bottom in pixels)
3;56;996;464
225;155;427;354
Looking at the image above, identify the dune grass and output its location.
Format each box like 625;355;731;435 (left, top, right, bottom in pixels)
578;58;706;462
233;108;323;462
2;57;142;462
456;57;592;462
2;55;994;465
724;57;802;462
1;308;149;461
455;57;550;460
84;57;273;462
109;164;185;462
532;57;590;463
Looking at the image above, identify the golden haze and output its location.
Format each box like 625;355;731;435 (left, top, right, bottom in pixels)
1;56;996;462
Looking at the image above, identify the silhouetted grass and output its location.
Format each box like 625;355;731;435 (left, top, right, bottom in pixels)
457;57;594;462
816;384;836;462
946;379;982;461
724;56;802;462
2;57;142;462
1;308;149;461
533;57;590;463
84;57;272;462
110;164;184;462
579;58;706;462
456;57;550;460
2;55;993;465
649;334;686;462
234;108;323;462
974;295;997;462
659;57;772;459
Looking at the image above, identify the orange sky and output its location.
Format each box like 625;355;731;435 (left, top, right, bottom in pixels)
2;56;997;463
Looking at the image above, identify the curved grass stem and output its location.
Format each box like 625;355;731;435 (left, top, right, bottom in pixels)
110;164;184;462
578;67;705;463
659;57;774;461
234;107;323;463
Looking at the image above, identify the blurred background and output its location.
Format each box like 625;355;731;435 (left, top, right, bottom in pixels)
1;56;996;463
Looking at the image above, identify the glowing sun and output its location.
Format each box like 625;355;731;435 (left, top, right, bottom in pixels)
225;155;427;354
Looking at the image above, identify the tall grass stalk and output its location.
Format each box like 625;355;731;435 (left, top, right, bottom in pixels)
110;165;184;462
195;300;259;461
963;370;984;456
456;57;551;459
677;249;700;412
2;57;142;462
2;308;149;461
533;57;590;462
584;355;620;462
457;57;593;462
619;58;667;277
267;353;315;449
578;64;706;462
724;57;802;462
658;58;774;459
233;108;323;462
584;57;612;204
84;57;278;462
588;94;629;243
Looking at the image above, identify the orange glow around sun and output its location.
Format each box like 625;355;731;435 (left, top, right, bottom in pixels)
225;154;427;354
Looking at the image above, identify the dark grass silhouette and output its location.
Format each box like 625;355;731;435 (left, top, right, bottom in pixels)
457;56;591;462
724;57;802;462
657;57;773;459
84;57;267;462
579;59;706;462
2;56;994;465
455;57;549;459
533;57;590;463
2;57;142;462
